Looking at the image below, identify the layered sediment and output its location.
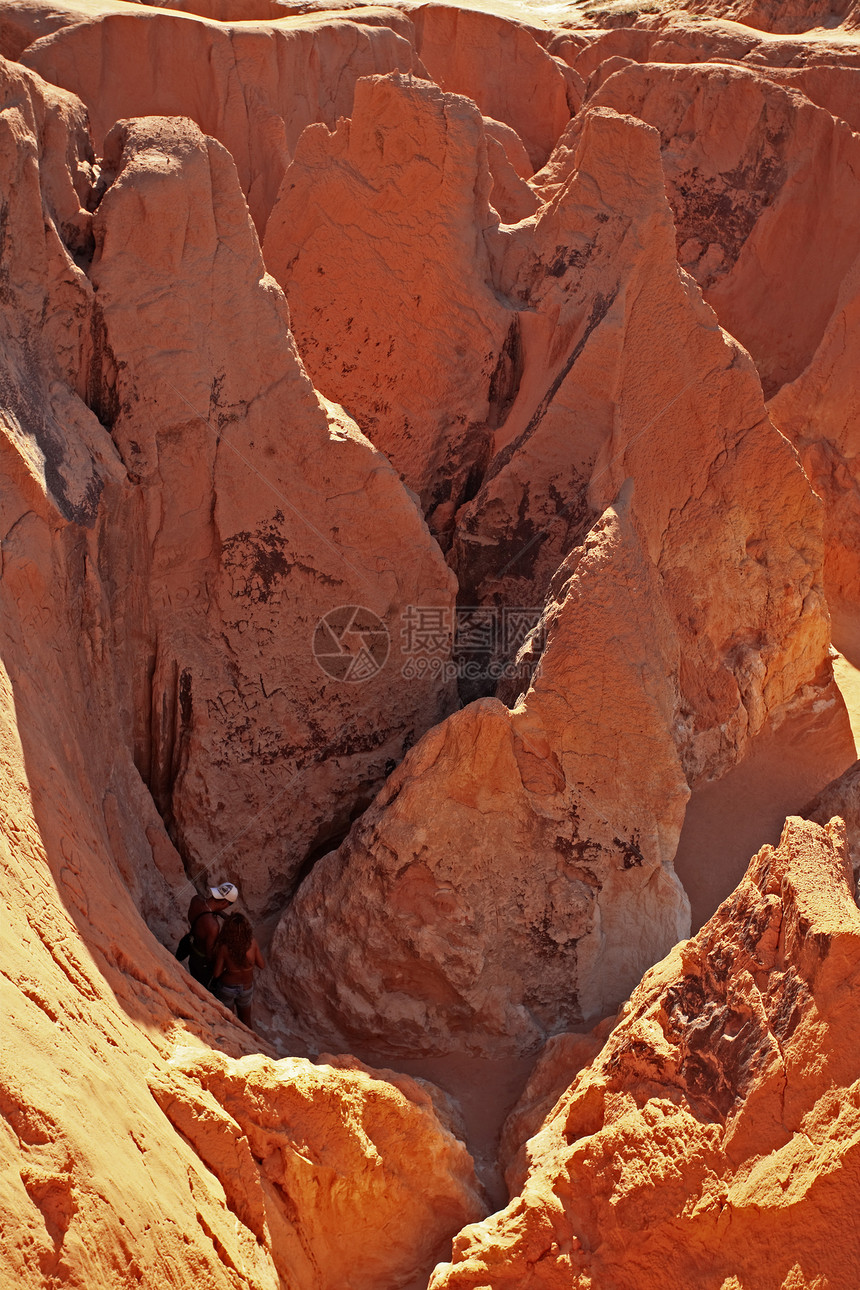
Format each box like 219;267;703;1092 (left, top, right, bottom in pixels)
2;0;860;1285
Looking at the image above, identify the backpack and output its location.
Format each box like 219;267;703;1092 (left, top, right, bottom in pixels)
175;931;193;961
176;909;222;962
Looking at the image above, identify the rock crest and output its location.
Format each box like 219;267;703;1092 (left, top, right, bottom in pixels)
2;2;860;1286
431;817;860;1289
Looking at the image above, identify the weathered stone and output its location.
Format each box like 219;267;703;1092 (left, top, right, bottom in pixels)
769;251;860;609
263;71;513;537
3;7;860;1289
21;4;421;232
148;1048;487;1290
431;816;860;1289
0;63;483;1290
498;1017;616;1191
272;486;692;1057
589;60;860;397
804;758;860;888
89;114;456;913
410;3;579;170
456;104;833;787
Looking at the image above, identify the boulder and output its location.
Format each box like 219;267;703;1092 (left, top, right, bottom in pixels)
89;114;456;913
431;816;860;1289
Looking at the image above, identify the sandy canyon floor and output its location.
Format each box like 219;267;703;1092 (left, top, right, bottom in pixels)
3;0;860;1286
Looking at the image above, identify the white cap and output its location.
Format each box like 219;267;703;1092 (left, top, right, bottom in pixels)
210;882;238;903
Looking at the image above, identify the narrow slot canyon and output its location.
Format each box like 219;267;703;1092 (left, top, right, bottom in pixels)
3;1;860;1287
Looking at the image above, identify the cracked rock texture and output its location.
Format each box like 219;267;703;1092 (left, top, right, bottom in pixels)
89;112;456;914
274;486;693;1056
2;0;860;1286
588;60;860;399
431;817;860;1290
0;48;484;1290
263;71;513;538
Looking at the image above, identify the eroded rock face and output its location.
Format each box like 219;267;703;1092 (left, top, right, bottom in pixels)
804;758;860;886
0;53;192;950
410;4;580;171
0;64;483;1290
431;816;860;1289
456;103;832;787
0;638;483;1290
4;4;860;1288
769;252;860;609
570;0;860;36
21;5;421;233
148;1048;486;1290
268;93;842;1061
272;487;692;1057
89;113;456;912
588;61;860;397
671;0;859;33
497;1019;614;1188
263;71;513;536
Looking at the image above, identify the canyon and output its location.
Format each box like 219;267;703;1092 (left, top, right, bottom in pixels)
1;0;860;1286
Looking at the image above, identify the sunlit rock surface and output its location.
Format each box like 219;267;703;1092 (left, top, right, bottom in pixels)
431;817;860;1290
2;0;860;1285
274;487;693;1056
89;112;456;913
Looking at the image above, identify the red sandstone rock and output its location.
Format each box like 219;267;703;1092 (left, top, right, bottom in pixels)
769;251;860;609
804;758;860;887
456;103;833;786
148;1048;486;1289
263;71;514;535
497;1018;616;1190
431;816;860;1289
0;638;482;1289
557;15;860;130
0;63;483;1290
4;5;860;1288
588;60;860;397
89;113;456;913
484;122;540;223
272;486;692;1056
667;0;859;33
21;4;421;232
410;4;580;170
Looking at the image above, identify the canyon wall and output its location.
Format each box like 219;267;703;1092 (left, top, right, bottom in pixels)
2;0;860;1286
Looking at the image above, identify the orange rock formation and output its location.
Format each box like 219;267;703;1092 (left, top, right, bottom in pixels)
431;817;860;1289
2;0;860;1285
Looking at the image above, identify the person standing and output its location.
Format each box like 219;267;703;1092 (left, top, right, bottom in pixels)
185;882;239;990
212;912;265;1028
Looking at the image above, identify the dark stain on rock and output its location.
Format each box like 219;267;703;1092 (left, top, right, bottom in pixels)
179;669;192;728
614;835;644;869
487;315;523;430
